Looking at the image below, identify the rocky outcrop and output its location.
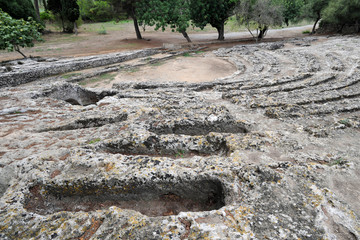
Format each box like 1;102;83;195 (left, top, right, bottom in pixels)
0;48;160;88
0;36;360;239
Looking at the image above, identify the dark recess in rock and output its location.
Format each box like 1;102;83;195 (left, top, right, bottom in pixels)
25;178;226;217
40;83;117;106
100;134;229;158
149;120;249;136
40;113;128;131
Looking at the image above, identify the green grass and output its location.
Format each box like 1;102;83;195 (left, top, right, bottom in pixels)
302;30;311;34
78;73;116;86
328;157;348;166
124;67;140;73
175;150;185;158
62;73;82;79
81;20;131;33
225;17;313;32
150;61;165;67
34;47;63;52
183;52;192;57
97;25;107;35
87;138;101;144
338;119;352;127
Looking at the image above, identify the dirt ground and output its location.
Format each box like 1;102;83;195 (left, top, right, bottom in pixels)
84;53;237;88
0;22;314;62
14;23;311;89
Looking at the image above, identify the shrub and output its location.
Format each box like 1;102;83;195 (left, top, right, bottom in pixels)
40;10;55;22
0;0;37;20
77;0;115;22
0;9;42;58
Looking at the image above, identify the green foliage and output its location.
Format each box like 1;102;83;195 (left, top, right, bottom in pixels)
235;0;283;40
174;150;185;158
301;0;329;19
322;0;360;31
62;0;80;23
338;119;352;127
87;138;101;144
189;0;236;40
273;0;304;26
137;0;192;40
47;0;62;14
0;0;37;20
109;0;138;19
300;0;329;33
108;0;143;39
328;157;348;166
40;10;55;22
97;25;107;34
77;0;115;22
47;0;80;32
0;9;42;58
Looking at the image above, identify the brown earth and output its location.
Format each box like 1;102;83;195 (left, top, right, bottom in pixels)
0;22;314;62
85;53;238;88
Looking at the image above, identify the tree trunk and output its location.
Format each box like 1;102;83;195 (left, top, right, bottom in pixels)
181;31;191;42
338;24;345;33
311;15;320;34
74;22;78;35
34;0;40;21
42;0;47;11
216;23;225;41
132;16;142;39
15;45;27;58
257;26;268;40
285;18;289;27
130;8;142;40
60;15;65;32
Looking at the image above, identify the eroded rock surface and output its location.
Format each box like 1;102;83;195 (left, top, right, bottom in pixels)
0;36;360;239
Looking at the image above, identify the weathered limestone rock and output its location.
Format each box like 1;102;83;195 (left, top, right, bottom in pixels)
0;36;359;239
0;49;160;88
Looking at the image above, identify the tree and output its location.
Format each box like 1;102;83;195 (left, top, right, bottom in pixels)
0;9;42;58
189;0;237;40
108;0;143;39
322;0;360;33
62;0;80;34
42;0;48;11
137;0;192;42
33;0;40;21
273;0;304;26
47;0;80;33
301;0;329;34
77;0;115;22
0;0;37;20
235;0;283;40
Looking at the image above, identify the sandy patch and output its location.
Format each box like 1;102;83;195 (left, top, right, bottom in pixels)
85;54;237;88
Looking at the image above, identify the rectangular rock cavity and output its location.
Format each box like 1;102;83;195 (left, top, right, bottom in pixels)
24;178;226;217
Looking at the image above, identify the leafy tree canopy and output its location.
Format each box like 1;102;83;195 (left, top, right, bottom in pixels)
0;0;37;20
189;0;237;40
322;0;360;30
77;0;115;22
48;0;80;33
301;0;329;33
273;0;304;26
235;0;283;40
137;0;192;42
62;0;80;23
0;9;42;58
108;0;143;39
